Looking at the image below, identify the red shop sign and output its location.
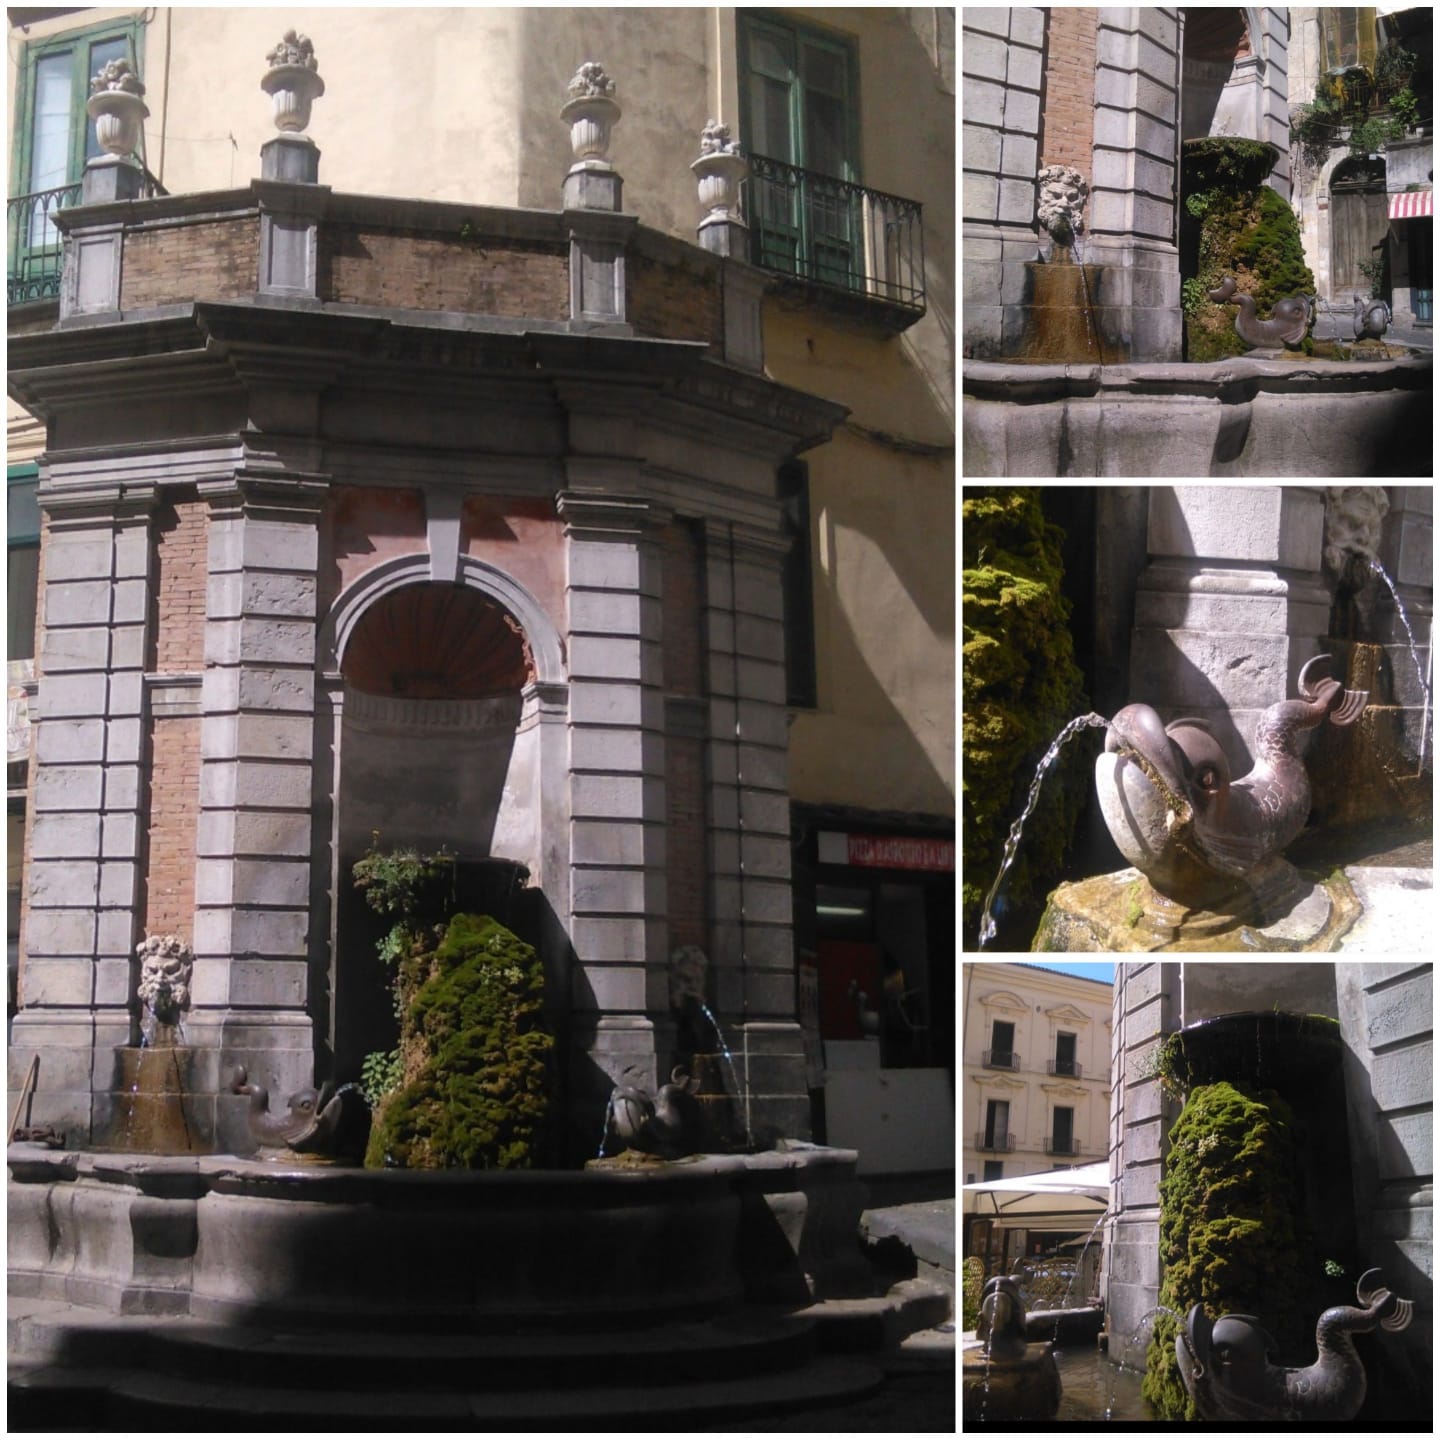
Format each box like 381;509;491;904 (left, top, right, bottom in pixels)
844;834;955;872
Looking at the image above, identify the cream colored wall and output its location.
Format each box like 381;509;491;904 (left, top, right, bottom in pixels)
962;963;1112;1184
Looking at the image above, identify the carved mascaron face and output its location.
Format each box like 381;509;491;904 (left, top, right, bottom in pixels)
1036;166;1087;234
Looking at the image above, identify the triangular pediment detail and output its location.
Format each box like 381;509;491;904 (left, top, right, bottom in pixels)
970;1073;1026;1092
1040;1081;1090;1099
1044;1003;1092;1024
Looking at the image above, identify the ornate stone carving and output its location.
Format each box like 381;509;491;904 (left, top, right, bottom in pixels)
567;61;616;99
692;120;749;233
86;59;148;157
561;61;621;166
700;119;739;156
1323;485;1390;579
1035;164;1088;249
135;934;193;1028
262;29;325;133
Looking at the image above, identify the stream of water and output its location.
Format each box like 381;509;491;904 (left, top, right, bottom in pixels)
1370;558;1432;770
978;713;1109;948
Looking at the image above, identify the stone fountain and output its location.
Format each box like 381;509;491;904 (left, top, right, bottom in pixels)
961;1273;1062;1423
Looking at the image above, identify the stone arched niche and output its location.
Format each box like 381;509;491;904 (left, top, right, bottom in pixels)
1182;7;1262;141
327;576;549;1076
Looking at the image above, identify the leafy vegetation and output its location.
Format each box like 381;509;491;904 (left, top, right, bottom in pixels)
1181;139;1315;363
352;845;554;1169
961;490;1086;947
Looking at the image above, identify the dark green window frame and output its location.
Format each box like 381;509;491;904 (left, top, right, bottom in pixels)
10;14;147;195
8;464;41;664
738;11;865;292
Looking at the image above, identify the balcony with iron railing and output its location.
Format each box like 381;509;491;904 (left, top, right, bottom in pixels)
975;1132;1015;1153
8;174;167;307
1047;1058;1083;1079
1045;1137;1083;1156
981;1049;1020;1071
745;155;925;331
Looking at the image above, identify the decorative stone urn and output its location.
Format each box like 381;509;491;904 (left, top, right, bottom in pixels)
691;120;748;221
261;29;325;132
85;58;148;158
561;61;621;167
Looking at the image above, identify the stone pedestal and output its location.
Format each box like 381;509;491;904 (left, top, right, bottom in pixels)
81;155;145;205
260;134;320;184
1129;486;1331;767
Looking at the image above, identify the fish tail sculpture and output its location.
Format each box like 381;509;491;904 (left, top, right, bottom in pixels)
1097;655;1367;902
1207;274;1312;349
1177;1268;1413;1422
231;1064;350;1155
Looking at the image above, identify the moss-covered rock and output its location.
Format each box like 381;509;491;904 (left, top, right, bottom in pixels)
1142;1081;1318;1419
961;490;1086;946
1181;138;1316;363
365;913;554;1169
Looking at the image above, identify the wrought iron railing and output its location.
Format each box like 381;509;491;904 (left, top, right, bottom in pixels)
8;172;165;305
982;1049;1020;1070
1047;1057;1083;1079
745;154;925;312
975;1131;1015;1152
1045;1137;1082;1156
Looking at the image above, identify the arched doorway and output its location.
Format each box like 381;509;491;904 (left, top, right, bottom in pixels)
1329;154;1390;301
331;581;534;1077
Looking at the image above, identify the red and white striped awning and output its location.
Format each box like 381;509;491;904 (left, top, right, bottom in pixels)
1389;190;1433;220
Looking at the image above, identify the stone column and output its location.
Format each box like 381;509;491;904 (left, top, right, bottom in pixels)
190;475;325;1117
1091;7;1183;361
701;521;808;1143
961;5;1045;358
1129;485;1331;767
1105;960;1181;1368
558;490;668;1136
10;492;154;1141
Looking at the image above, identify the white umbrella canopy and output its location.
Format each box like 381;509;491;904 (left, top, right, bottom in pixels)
961;1161;1110;1219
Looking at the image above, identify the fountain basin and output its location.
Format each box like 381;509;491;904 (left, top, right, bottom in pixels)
8;1141;870;1328
961;1335;1062;1422
963;355;1430;476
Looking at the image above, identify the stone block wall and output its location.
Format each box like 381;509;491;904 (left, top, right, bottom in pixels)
1335;963;1433;1425
962;6;1046;359
1129;485;1331;765
1089;6;1182;362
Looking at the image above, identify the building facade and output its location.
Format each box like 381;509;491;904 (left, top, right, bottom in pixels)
6;8;955;1165
1288;5;1432;330
963;5;1291;364
961;961;1112;1186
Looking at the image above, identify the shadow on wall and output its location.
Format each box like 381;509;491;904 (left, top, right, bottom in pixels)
793;448;954;814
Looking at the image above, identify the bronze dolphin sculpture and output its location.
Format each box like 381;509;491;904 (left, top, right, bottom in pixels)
231;1065;349;1155
1176;1269;1413;1421
1096;654;1366;904
1207;274;1311;348
1354;294;1392;341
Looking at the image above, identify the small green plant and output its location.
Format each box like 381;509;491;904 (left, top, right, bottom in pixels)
1389;88;1420;133
360;1046;402;1106
1185;191;1213;221
1324;1258;1346;1279
1357;255;1388;296
1124;876;1147;927
1373;42;1417;92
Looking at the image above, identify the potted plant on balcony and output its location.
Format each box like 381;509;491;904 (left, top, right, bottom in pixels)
261;29;325;132
85;59;148;158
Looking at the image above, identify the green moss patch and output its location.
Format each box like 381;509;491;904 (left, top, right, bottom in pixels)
1141;1081;1319;1419
365;913;554;1170
1181;139;1316;363
961;490;1086;945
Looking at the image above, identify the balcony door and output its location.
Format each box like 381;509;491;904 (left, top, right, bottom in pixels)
1055;1031;1077;1077
990;1019;1015;1066
1053;1105;1074;1156
739;13;859;288
985;1098;1009;1149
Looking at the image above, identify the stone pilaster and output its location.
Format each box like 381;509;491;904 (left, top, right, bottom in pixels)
961;5;1046;358
1129;485;1331;766
559;490;668;1123
700;521;808;1143
190;473;325;1109
1105;960;1180;1368
1090;7;1182;361
10;493;154;1141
